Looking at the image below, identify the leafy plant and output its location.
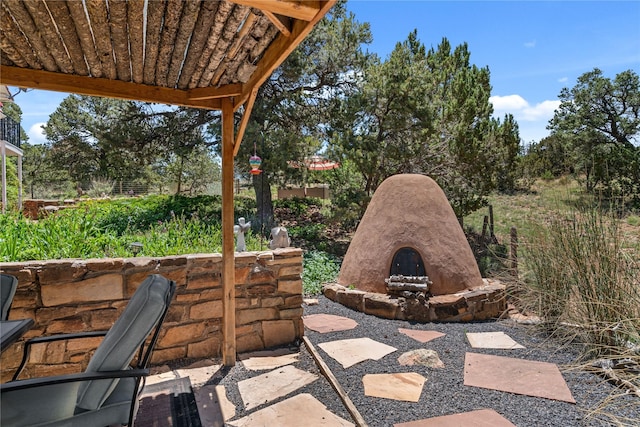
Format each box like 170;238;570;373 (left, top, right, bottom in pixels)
302;251;341;296
0;197;261;261
627;215;640;227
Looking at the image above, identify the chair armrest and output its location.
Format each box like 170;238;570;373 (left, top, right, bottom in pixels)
13;331;109;381
2;368;150;392
25;331;109;345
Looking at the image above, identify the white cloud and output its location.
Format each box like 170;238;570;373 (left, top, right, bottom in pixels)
522;99;561;121
558;77;568;83
490;95;562;142
28;122;47;144
489;94;528;110
524;40;536;48
490;95;560;122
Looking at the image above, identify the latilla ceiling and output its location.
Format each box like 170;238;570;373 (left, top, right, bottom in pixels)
0;0;335;112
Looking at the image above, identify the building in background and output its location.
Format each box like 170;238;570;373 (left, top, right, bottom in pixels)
0;85;23;213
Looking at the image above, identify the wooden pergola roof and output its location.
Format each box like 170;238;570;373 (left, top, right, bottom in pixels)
0;0;335;151
0;0;336;365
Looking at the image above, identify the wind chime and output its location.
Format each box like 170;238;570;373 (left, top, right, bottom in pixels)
249;141;262;175
249;140;264;248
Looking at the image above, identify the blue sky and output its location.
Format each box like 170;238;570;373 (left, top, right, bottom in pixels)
346;0;640;144
7;0;640;146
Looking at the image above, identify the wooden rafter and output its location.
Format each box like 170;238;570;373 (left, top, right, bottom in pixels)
85;0;117;79
187;83;243;101
229;0;321;21
155;0;184;86
176;0;219;90
0;65;222;110
167;0;201;87
67;0;104;78
128;0;145;83
236;0;336;109
2;0;57;71
45;0;89;76
262;10;292;37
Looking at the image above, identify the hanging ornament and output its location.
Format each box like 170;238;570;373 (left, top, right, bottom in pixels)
249;155;262;175
249;141;262;175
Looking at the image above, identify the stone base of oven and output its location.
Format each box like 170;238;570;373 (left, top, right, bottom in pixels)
323;279;507;322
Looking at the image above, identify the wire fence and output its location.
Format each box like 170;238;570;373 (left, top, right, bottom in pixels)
26;180;224;201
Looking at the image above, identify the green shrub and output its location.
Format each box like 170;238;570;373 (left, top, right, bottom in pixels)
302;250;341;296
541;170;555;181
86;179;115;198
273;197;323;216
288;223;326;242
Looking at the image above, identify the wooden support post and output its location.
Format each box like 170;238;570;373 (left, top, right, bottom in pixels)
482;215;489;239
510;226;518;277
221;97;236;366
488;204;496;243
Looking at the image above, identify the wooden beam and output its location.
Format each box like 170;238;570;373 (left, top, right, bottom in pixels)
303;337;369;427
237;0;336;107
221;97;236;367
187;83;243;101
229;0;320;21
234;86;259;156
0;65;222;110
262;10;291;37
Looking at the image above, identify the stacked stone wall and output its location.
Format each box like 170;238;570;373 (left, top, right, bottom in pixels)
0;248;303;382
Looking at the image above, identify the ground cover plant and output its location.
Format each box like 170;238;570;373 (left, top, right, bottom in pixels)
0;195;261;261
301;250;341;296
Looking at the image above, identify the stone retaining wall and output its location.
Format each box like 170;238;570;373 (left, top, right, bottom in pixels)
22;199;77;219
0;249;303;382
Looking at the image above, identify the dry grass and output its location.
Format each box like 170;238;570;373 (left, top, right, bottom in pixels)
465;178;640;422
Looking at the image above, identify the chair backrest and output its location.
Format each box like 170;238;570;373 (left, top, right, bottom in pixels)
76;274;175;411
1;274;18;321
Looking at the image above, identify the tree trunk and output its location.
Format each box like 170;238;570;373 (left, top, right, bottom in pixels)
253;172;274;237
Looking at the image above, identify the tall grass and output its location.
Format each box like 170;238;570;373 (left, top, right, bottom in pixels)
519;205;640;355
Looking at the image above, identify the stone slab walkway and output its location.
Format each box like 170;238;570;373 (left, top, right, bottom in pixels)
137;296;631;426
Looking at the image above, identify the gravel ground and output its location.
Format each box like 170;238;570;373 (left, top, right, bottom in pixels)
198;296;638;427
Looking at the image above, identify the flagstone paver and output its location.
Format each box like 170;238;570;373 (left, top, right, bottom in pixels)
237;364;319;410
144;370;179;386
394;408;517;427
228;393;354;427
193;385;235;427
318;337;397;368
464;352;576;403
303;313;358;333
398;328;446;343
398;349;444;368
466;331;525;349
175;363;222;387
239;348;299;370
363;372;426;402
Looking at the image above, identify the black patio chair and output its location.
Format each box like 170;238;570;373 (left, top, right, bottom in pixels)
0;274;176;427
1;273;18;320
